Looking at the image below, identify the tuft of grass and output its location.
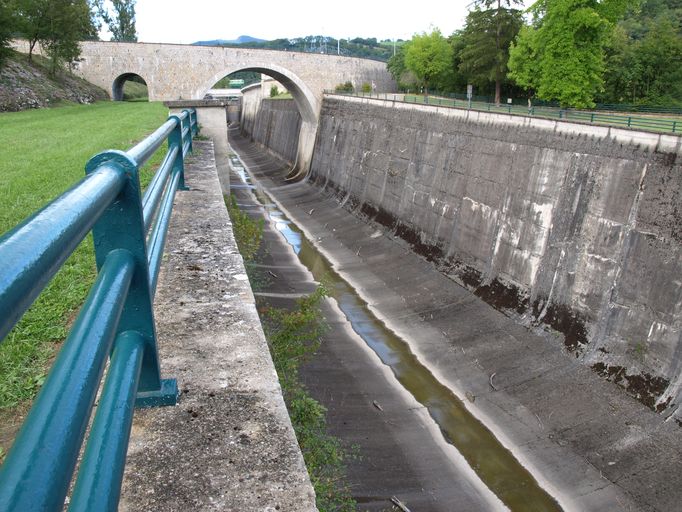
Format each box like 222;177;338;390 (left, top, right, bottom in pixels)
0;101;168;412
224;194;264;262
260;287;356;512
226;195;356;511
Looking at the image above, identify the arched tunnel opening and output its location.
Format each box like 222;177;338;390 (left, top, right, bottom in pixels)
112;73;148;102
201;65;319;179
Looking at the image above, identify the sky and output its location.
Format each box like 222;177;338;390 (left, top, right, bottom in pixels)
109;0;519;45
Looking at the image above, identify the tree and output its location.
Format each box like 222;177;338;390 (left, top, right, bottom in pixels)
403;29;453;94
459;0;523;104
0;0;14;68
636;17;682;104
42;0;97;73
508;0;629;108
446;32;469;94
16;0;97;70
387;44;406;83
386;43;419;91
598;0;682;105
100;0;137;42
507;24;541;97
16;0;49;60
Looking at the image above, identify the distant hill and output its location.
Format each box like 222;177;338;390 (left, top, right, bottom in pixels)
193;35;403;62
193;35;267;46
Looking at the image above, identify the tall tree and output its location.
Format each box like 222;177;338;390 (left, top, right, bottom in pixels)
386;44;420;90
16;0;97;68
0;0;14;68
403;29;453;94
459;0;523;104
42;0;97;73
446;31;469;94
100;0;136;42
387;44;406;83
508;0;630;108
601;0;682;105
16;0;49;60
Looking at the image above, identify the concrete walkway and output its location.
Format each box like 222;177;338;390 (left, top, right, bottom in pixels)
119;141;316;511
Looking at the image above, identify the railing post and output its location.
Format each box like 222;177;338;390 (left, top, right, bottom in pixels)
189;109;199;136
182;109;194;156
673;121;677;133
84;151;178;408
168;114;189;191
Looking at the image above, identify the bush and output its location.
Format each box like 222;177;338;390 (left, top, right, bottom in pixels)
334;81;353;93
270;84;279;97
361;82;372;93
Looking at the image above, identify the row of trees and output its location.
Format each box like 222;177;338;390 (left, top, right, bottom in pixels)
389;0;682;108
0;0;137;72
210;35;402;61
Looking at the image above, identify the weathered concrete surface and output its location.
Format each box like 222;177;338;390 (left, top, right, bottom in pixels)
229;127;682;512
166;101;231;194
119;140;316;511
240;96;301;166
309;95;682;414
229;157;506;512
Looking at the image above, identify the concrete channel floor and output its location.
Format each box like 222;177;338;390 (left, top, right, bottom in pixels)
231;168;504;510
119;141;316;512
228;126;682;512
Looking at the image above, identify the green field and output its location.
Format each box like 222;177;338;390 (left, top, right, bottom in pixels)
0;101;168;415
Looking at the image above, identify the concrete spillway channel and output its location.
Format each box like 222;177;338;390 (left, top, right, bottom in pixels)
228;151;517;511
226;126;677;512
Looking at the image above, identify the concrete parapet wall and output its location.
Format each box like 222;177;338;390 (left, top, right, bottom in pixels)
241;95;301;165
308;95;682;413
120;140;316;511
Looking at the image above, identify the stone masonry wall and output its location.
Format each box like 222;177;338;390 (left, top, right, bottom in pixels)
308;95;682;412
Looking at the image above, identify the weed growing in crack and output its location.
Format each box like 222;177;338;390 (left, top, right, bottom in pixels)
259;286;356;512
226;193;356;510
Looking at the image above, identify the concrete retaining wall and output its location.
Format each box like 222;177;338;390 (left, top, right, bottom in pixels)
241;92;301;166
307;95;682;411
239;83;261;136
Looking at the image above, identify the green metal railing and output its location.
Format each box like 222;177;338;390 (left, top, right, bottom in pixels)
0;108;198;511
325;91;681;134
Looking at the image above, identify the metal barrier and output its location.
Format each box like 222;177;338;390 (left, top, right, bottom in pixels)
326;91;681;134
0;108;199;511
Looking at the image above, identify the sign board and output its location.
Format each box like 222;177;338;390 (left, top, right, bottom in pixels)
466;84;473;99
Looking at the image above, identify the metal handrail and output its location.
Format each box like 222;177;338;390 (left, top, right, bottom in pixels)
324;90;681;134
0;108;199;511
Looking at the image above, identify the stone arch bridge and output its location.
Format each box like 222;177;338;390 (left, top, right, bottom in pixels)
15;40;394;171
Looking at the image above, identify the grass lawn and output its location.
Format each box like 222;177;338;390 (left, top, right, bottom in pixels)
0;101;168;424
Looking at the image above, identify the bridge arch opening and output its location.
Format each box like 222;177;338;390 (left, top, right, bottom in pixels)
112;73;148;102
199;64;318;125
198;64;320;175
